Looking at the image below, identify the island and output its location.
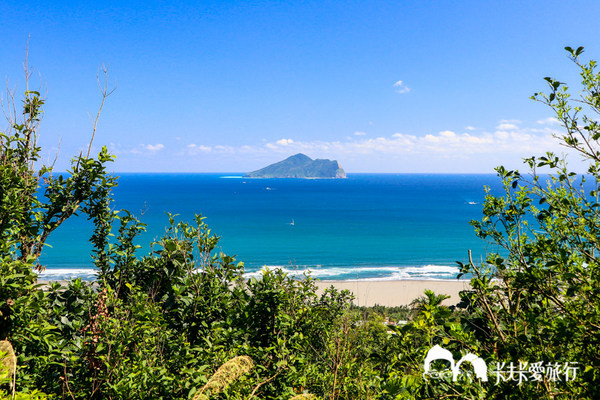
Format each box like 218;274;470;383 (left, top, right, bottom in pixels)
244;153;347;179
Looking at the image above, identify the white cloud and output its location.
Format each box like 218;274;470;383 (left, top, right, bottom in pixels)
255;126;559;158
109;142;165;156
172;119;585;172
496;122;519;131
276;138;294;146
354;131;367;136
213;145;231;151
393;80;410;94
465;126;477;131
186;143;212;153
537;117;560;125
143;143;164;152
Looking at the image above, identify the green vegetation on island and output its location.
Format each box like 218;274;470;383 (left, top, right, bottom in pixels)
244;153;347;179
2;46;600;399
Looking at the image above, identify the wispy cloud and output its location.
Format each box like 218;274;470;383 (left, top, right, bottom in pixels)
258;123;562;158
496;120;521;131
109;142;165;156
354;131;367;136
537;117;560;125
186;143;212;154
213;145;235;153
393;80;410;94
175;120;584;172
189;124;558;158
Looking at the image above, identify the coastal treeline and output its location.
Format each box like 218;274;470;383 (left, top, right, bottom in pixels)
1;47;600;399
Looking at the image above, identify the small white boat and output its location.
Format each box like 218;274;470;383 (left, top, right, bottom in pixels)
289;219;295;226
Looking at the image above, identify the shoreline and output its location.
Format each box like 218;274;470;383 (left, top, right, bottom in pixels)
315;279;471;307
37;275;472;308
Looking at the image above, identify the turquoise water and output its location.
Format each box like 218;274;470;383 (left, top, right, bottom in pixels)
38;173;502;281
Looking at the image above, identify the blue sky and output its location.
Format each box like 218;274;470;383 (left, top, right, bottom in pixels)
2;0;600;173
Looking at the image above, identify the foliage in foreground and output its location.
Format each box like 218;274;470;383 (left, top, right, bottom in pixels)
2;46;600;399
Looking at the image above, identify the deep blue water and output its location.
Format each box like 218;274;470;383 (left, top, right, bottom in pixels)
38;173;503;281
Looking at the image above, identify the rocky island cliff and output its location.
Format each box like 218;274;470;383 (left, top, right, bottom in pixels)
244;153;346;179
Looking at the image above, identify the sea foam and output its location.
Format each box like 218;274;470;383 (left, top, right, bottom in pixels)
38;264;460;282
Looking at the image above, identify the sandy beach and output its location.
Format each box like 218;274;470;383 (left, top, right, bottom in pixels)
315;279;471;307
38;277;471;308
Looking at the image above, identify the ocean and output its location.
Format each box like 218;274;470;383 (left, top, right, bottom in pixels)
38;173;503;281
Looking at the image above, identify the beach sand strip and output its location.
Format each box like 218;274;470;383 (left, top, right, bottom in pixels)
315;279;471;307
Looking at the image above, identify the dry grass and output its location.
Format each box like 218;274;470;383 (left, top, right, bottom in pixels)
192;355;254;400
0;340;17;396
